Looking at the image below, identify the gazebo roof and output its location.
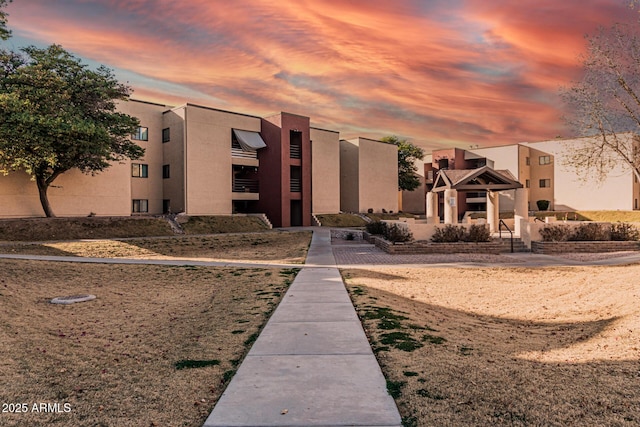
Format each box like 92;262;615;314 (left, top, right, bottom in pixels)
432;166;523;193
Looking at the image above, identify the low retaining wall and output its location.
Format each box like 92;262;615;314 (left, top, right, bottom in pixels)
331;229;364;241
373;236;502;254
532;241;640;254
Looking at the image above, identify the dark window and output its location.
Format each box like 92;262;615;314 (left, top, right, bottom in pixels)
132;199;148;213
290;166;301;192
162;128;170;143
163;199;171;214
539;155;551;165
132;127;148;141
525;179;530;188
162;164;170;179
290;130;302;159
525;157;530;165
539;179;551;188
131;164;148;178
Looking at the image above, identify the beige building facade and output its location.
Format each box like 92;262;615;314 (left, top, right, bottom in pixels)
1;99;399;225
340;137;399;213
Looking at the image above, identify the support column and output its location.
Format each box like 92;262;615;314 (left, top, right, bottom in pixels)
443;189;458;224
487;191;499;233
426;191;437;224
514;188;529;237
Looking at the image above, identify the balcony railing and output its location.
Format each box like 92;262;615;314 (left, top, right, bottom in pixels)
290;145;301;159
290;178;301;192
232;147;258;159
233;178;259;193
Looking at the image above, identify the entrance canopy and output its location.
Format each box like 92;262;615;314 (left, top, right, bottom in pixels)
431;166;522;193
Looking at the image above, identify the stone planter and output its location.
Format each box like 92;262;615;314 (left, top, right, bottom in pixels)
531;241;640;254
331;229;364;241
374;238;502;254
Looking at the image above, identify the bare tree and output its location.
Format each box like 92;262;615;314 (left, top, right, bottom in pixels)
562;21;640;181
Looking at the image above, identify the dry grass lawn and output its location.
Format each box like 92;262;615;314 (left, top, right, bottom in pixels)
0;259;298;426
343;265;640;426
0;231;311;264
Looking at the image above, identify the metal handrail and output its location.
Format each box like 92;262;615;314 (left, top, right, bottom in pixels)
499;219;514;253
534;217;544;223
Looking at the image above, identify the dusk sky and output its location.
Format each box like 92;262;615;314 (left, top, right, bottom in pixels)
2;0;636;150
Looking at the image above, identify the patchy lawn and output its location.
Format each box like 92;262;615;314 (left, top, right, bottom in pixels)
316;213;367;228
0;231;312;264
0;217;174;241
179;216;268;234
0;215;273;242
343;265;640;426
0;260;298;426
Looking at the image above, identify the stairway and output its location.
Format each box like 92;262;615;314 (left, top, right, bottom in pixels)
493;236;529;252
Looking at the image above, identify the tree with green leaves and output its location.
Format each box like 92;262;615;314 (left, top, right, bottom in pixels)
381;135;425;191
0;45;144;217
0;0;11;40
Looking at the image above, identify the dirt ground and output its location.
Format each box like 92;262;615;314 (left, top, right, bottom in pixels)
0;260;298;426
343;265;640;426
0;231;311;264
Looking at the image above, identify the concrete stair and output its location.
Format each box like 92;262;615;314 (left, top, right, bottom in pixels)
493;236;529;253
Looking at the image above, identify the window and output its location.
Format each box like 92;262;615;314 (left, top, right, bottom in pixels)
132;127;148;141
132;199;148;213
539;155;551;165
290;166;301;192
290;130;302;159
525;157;530;166
525;179;530;188
162;164;170;179
131;164;148;178
162;128;170;143
539;179;551;188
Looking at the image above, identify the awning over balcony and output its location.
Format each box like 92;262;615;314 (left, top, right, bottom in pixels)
233;129;267;151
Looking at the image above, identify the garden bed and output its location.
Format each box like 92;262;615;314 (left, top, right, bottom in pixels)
372;236;502;254
532;241;640;254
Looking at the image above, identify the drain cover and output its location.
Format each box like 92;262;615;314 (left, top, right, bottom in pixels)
50;294;96;305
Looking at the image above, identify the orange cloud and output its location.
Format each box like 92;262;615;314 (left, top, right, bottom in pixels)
4;0;632;149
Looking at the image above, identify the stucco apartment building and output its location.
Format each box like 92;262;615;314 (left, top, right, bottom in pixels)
340;137;399;214
402;133;640;216
0;99;398;226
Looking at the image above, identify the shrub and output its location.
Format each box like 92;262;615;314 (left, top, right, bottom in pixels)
536;200;550;211
610;222;640;241
431;225;466;243
384;223;413;243
539;224;572;242
367;208;374;214
464;224;491;242
345;232;355;241
366;221;386;235
569;222;609;241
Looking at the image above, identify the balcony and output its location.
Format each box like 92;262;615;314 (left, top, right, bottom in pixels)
290;144;301;159
466;191;487;204
233;178;259;193
232;147;258;160
290;178;301;192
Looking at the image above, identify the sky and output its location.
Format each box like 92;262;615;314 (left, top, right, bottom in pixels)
2;0;636;150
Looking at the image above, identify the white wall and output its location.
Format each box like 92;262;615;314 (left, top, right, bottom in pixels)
524;137;634;211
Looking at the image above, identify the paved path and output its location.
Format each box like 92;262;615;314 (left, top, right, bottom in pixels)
203;228;402;427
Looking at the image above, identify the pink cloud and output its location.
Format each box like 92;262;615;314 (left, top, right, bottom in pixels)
4;0;632;149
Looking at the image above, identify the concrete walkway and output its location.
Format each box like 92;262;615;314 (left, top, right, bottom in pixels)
203;228;402;427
